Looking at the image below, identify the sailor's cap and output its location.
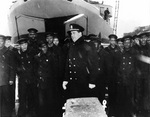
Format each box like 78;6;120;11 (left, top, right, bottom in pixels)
27;28;38;33
122;35;132;42
46;32;54;37
5;36;12;40
38;40;48;47
132;34;140;39
108;34;118;40
0;35;6;40
86;34;101;42
17;38;28;44
116;38;123;42
139;31;150;37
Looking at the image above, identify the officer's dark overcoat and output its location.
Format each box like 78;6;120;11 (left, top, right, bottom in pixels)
65;36;99;98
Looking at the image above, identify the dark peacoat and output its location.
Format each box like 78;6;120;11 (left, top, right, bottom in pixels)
34;51;55;89
0;46;15;86
16;47;36;83
116;47;138;117
96;48;112;103
0;46;16;117
136;44;150;113
16;47;37;116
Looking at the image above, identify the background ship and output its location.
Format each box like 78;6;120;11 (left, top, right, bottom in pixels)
8;0;113;43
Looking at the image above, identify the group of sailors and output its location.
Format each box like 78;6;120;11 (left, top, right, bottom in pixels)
0;28;65;117
0;23;150;117
103;32;150;117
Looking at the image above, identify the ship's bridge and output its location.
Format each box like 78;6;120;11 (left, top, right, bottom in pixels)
99;5;112;18
87;1;112;18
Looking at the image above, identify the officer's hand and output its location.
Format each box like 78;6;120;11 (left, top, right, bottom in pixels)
62;81;68;90
9;81;13;85
89;84;96;89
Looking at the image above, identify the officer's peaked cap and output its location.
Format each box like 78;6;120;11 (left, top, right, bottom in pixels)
17;38;28;44
108;34;118;39
27;28;38;33
69;24;84;32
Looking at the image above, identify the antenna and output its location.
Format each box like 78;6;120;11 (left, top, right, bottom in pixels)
113;0;119;35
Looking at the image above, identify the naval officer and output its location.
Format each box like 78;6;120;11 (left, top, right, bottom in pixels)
62;24;99;98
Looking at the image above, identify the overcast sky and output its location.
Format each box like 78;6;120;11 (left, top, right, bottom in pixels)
0;1;11;36
96;0;150;37
0;0;150;37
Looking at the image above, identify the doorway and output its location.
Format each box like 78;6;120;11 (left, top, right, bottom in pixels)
45;15;76;44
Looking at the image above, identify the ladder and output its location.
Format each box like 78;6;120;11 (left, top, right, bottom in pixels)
113;0;119;35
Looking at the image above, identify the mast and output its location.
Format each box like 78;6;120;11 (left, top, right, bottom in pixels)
113;0;119;34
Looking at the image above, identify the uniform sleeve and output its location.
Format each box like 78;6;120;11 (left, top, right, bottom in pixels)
33;55;39;78
8;50;16;82
85;43;99;84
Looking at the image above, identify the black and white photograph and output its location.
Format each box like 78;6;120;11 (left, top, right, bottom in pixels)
0;0;150;117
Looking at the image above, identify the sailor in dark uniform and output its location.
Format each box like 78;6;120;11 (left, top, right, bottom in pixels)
0;35;16;117
105;34;119;53
132;34;141;52
104;8;110;21
105;34;120;117
27;28;39;55
116;36;137;117
136;32;150;117
90;38;112;107
62;24;99;99
116;37;124;53
28;28;38;40
4;35;17;115
34;41;58;117
16;38;37;116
